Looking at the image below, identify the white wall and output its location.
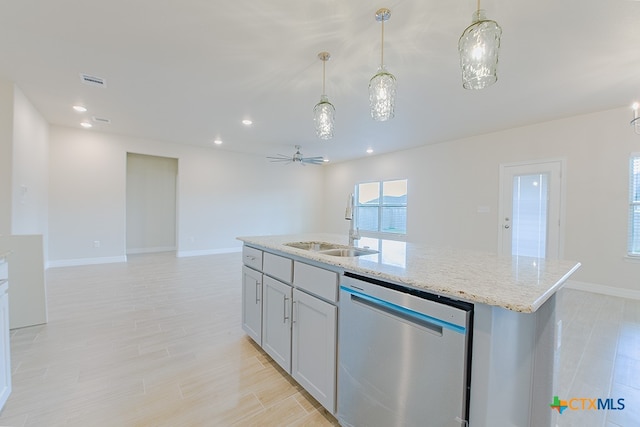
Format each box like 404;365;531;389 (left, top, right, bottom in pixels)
0;78;14;236
11;86;49;238
323;107;640;294
48;126;324;264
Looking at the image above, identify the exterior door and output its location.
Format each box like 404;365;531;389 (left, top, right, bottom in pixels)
499;160;564;259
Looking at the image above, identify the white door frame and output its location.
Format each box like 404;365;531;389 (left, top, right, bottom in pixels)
498;158;567;259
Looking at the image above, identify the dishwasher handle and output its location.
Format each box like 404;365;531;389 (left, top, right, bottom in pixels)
342;286;466;335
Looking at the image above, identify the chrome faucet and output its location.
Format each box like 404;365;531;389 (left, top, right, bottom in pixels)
345;193;360;246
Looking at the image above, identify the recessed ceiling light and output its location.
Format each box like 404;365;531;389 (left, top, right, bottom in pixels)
80;122;92;129
73;105;87;113
242;119;253;126
213;139;223;145
366;148;374;154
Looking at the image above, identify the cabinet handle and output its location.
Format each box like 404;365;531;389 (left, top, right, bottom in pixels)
292;300;297;324
245;255;256;261
283;296;289;323
255;280;261;304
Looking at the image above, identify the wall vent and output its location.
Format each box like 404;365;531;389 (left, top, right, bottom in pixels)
92;116;111;124
80;73;107;88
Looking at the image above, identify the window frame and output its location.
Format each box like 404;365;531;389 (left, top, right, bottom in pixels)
354;179;408;239
629;154;640;257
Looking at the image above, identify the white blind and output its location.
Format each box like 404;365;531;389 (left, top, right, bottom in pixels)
630;156;640;256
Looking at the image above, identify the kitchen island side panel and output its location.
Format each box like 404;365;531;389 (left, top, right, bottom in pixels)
469;295;557;427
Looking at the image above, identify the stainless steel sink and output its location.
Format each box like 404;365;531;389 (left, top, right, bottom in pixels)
284;241;342;251
318;248;378;257
284;241;378;257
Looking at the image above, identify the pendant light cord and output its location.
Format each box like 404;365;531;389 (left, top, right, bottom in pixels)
380;19;385;68
322;59;326;96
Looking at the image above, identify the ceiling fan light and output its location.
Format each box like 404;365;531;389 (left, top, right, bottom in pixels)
458;9;502;90
369;67;396;121
314;95;335;140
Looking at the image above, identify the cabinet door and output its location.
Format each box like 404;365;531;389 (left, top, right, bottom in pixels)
241;266;262;345
262;276;292;372
0;283;11;410
292;288;337;414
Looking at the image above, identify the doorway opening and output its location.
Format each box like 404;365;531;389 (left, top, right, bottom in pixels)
126;153;178;255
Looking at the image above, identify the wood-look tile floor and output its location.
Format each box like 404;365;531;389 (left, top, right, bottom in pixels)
0;252;637;426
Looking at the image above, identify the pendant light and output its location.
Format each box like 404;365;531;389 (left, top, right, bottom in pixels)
631;103;640;135
458;0;502;90
313;52;335;140
369;8;396;122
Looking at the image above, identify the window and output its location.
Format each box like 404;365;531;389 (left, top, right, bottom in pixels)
355;179;407;236
630;155;640;256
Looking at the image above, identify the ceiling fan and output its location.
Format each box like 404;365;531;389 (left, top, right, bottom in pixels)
267;145;325;165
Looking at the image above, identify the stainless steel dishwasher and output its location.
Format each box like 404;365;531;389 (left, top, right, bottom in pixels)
337;272;473;427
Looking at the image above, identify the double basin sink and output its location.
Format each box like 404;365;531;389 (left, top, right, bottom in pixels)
284;241;378;258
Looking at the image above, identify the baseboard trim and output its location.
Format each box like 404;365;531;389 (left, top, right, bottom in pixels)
565;279;640;300
177;247;241;258
126;246;176;255
47;255;128;269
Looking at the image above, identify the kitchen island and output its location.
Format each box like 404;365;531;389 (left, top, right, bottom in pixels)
237;233;581;427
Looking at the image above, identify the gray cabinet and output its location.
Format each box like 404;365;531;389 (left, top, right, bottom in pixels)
241;266;262;345
240;246;339;414
262;275;292;372
292;288;337;413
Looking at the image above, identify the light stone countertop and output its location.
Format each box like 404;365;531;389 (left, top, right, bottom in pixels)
237;233;582;313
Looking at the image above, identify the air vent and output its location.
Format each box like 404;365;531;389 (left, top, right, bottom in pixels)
92;116;111;124
80;73;107;88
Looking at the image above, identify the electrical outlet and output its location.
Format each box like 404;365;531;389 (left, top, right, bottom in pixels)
93;240;100;248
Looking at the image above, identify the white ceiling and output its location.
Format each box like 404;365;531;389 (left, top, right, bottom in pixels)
1;0;640;163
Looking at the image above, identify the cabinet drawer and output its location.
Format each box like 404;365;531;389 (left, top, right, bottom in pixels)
263;252;293;283
242;246;263;271
293;261;339;303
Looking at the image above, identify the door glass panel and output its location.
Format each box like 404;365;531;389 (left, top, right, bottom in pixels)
512;173;548;257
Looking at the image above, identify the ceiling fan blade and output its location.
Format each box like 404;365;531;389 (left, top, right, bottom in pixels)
301;156;325;165
267;147;323;166
266;154;292;162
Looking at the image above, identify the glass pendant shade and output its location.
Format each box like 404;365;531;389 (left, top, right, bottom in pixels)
313;51;334;140
458;10;502;90
369;8;396;122
369;67;396;121
632;103;640;135
314;95;335;140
